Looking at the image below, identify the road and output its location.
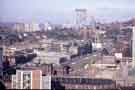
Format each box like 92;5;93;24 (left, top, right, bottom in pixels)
62;51;102;73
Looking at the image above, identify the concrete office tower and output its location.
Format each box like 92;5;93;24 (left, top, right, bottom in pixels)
24;23;40;32
29;22;40;32
24;23;30;32
13;23;25;32
132;26;135;68
12;69;42;89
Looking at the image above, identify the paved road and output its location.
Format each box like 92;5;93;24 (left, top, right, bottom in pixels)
62;51;101;72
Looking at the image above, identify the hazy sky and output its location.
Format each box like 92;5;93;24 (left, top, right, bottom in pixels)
0;0;135;24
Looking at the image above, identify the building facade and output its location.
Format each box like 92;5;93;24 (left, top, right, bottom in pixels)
132;26;135;68
12;69;42;89
11;69;117;89
13;23;25;32
0;48;3;76
51;76;116;90
14;23;40;32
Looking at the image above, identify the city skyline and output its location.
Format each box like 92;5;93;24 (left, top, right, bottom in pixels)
1;0;135;24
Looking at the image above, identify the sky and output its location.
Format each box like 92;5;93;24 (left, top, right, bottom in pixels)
0;0;135;24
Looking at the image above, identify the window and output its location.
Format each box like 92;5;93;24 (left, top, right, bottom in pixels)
22;72;31;89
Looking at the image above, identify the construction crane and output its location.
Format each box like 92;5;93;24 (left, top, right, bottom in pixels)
75;8;87;28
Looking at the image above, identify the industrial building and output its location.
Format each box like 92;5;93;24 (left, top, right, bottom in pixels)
33;51;71;65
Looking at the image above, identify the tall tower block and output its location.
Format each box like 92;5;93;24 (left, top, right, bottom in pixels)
132;26;135;68
0;47;3;77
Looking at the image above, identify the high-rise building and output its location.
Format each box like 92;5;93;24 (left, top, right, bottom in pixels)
12;69;42;89
24;23;30;32
29;23;40;32
132;26;135;68
79;28;92;40
13;23;25;32
0;47;3;76
24;23;40;32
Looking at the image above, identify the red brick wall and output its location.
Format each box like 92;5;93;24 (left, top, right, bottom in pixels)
32;70;41;89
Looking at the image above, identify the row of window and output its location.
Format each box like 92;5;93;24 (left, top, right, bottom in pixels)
52;77;115;85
